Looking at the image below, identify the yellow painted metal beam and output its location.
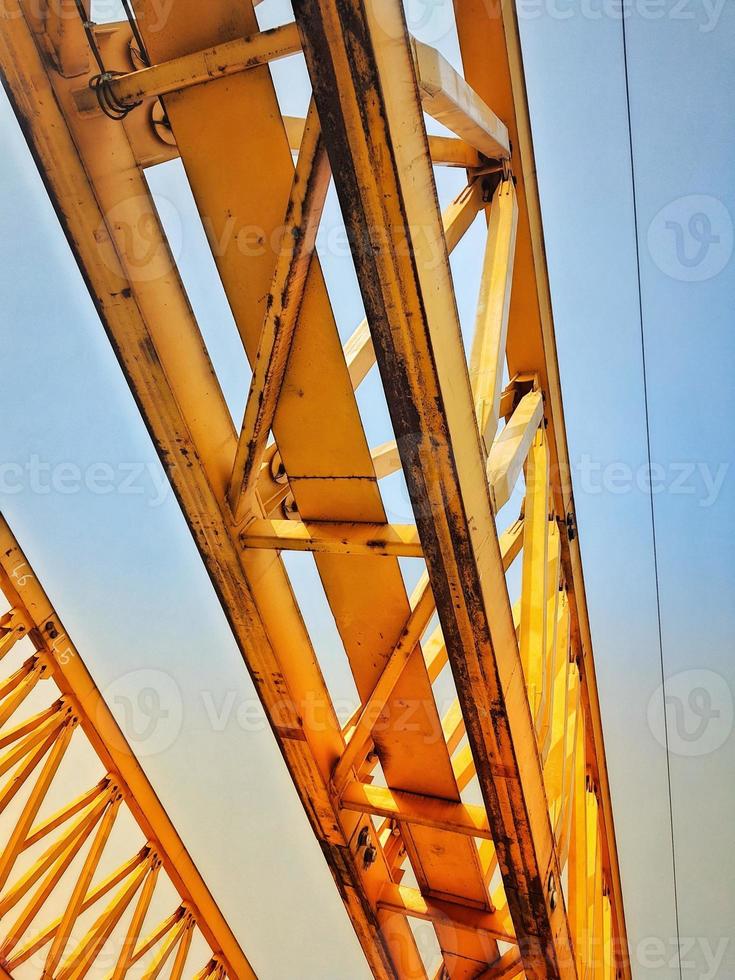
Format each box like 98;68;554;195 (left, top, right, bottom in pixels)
229;97;330;521
292;0;575;973
377;884;515;944
332;574;435;794
1;0;628;974
519;429;550;725
240;519;424;557
77;22;302;111
285;116;482;169
370;441;402;480
470;178;519;452
340;783;493;840
411;37;510;160
476;949;525;980
537;520;562;755
335;513;524;805
487;388;544;511
111;863;161;979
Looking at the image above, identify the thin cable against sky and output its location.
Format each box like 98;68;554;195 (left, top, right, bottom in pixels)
619;7;683;976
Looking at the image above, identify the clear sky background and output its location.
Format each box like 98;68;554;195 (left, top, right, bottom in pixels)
0;0;733;977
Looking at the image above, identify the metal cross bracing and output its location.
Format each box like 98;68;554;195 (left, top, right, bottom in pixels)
0;1;629;979
0;516;254;978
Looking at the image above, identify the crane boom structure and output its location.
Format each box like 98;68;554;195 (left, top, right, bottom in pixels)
0;0;629;977
0;516;254;978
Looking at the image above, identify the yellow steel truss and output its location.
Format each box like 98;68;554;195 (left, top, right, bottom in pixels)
0;517;254;977
0;0;629;977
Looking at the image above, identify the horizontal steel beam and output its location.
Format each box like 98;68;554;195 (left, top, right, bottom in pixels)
377;884;515;944
411;37;510;160
283;116;481;169
76;23;301;111
240;519;423;557
340;783;493;839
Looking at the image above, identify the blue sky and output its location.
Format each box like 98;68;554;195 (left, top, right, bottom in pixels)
518;3;735;974
0;0;733;976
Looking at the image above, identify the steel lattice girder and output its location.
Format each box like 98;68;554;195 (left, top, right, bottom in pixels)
0;516;253;978
0;0;630;977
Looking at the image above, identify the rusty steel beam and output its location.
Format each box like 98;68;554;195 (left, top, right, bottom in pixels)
291;0;576;975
